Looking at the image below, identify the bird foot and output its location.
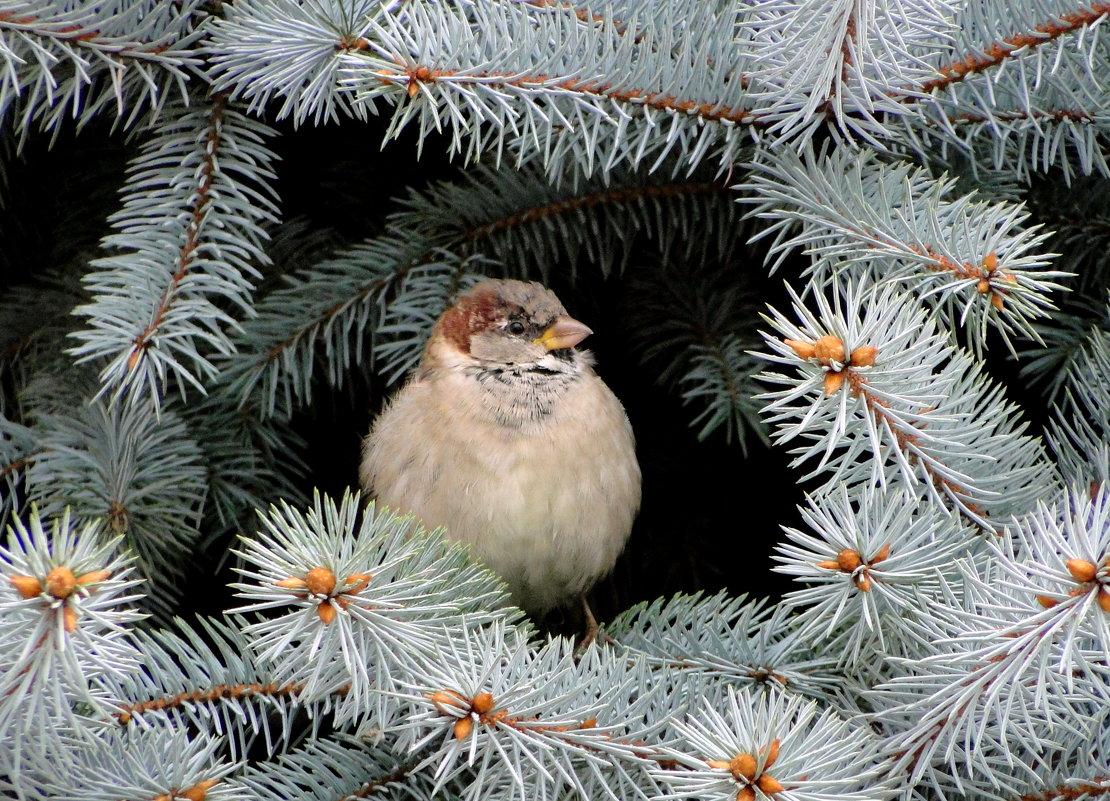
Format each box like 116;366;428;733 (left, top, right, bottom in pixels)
576;593;614;650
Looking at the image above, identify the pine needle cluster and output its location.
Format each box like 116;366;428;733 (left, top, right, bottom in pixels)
2;2;1109;800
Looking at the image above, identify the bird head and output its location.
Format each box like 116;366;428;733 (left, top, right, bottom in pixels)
426;279;592;371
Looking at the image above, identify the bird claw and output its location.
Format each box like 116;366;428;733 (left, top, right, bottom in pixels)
576;593;615;650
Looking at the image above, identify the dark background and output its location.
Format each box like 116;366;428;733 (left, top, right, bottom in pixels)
2;114;1054;627
268;118;807;620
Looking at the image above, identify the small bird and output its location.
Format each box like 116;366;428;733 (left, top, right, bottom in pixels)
360;279;640;640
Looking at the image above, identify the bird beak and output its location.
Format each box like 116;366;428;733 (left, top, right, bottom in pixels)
536;316;592;350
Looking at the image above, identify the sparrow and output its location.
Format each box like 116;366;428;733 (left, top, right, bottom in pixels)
360;279;640;639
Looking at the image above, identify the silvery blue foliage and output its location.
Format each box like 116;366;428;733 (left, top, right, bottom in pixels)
870;485;1110;799
1;1;1109;800
775;484;978;670
69;97;280;409
758;276;1056;528
652;686;895;801
231;492;517;729
0;509;143;795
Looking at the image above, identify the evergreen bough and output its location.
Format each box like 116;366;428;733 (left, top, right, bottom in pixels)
2;2;1109;800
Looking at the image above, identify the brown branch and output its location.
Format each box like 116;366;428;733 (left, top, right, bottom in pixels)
919;3;1110;94
705;343;740;411
843;369;993;532
462;180;727;241
117;681;422;801
262;262;421;364
947;109;1094;124
802;200;1017;303
814;9;858;121
342;760;422;801
1020;779;1110;801
894;612;1106;783
357;9;1100;133
0;451;41;480
839;12;857;84
911;245;1015;310
379;63;762;126
911;243;1002;280
126;95;227;373
429;688;660;760
259;178;729;367
386;6;1110;128
0;10;173;56
112;679;351;724
803;204;1016;298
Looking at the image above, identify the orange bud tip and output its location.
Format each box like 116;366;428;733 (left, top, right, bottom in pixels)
343;573;373;593
154;795;171;801
453;716;474;740
181;779;219;801
8;575;43;599
757;774;785;794
407;81;419;99
976;278;990;294
823;371;845;395
1065;559;1097;583
849;345;878;367
836;549;862;572
983;252;998;270
472;692;495;714
45;566;76;599
428;690;466;713
762;738;781;768
316;603;338;624
304;567;337;596
1035;595;1058;608
581;717;597;729
75;570;111;586
990;292;1005;311
871;543;892;564
783;339;816;360
731;752;757;781
274;577;307;589
1098;589;1110;614
813;335;846;364
126;348;143;371
815;560;841;570
62;606;78;633
737;787;756;801
855;574;872;593
707;760;731;770
118;712;132;724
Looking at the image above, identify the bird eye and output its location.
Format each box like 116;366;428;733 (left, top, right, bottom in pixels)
506;321;526;336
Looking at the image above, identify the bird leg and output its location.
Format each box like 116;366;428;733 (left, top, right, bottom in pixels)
578;592;600;649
